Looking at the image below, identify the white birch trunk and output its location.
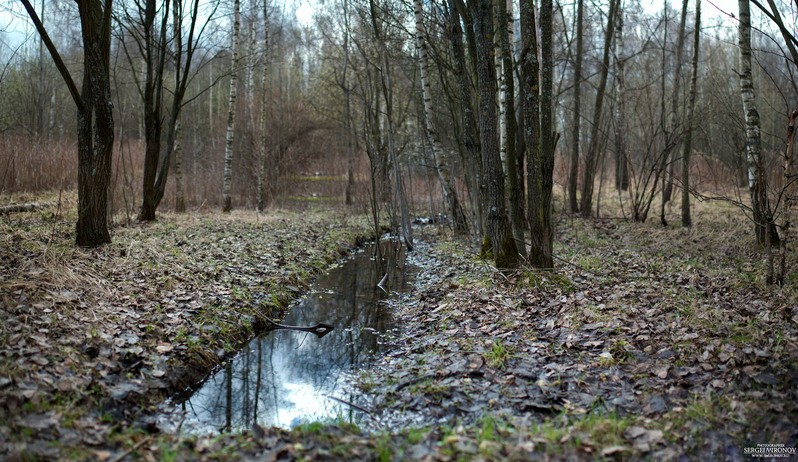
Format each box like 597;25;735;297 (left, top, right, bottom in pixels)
222;0;241;212
739;0;772;245
413;0;467;234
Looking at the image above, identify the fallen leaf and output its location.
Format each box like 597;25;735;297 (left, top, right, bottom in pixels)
601;445;628;456
156;343;173;353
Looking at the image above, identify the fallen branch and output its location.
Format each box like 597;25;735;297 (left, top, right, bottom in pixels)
263;316;334;338
0;202;51;215
323;394;372;414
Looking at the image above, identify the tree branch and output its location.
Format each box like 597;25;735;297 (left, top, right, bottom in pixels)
20;0;85;113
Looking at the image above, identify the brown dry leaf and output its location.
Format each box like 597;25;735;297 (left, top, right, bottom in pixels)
156;343;174;353
30;355;49;366
19;411;60;430
92;449;112;461
652;366;669;379
601;445;628;456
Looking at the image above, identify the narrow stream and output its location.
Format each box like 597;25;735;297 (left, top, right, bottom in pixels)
157;239;415;433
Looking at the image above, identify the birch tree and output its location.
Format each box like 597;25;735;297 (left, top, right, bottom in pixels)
414;0;468;235
738;0;777;245
223;0;241;212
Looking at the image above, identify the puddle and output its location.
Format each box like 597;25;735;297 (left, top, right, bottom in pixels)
157;239;415;433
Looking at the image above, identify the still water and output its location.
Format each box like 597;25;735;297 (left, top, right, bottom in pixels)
159;239;414;433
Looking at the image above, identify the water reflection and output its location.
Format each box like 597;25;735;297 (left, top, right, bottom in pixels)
164;240;414;433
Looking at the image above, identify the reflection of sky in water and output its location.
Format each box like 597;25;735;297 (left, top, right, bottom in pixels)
161;241;413;434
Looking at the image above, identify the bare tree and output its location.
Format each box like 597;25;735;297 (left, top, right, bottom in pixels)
257;0;270;211
21;0;114;247
580;0;618;218
223;0;242;212
660;0;688;225
527;0;555;269
567;0;584;213
447;0;483;236
681;0;700;227
496;0;525;254
414;0;468;235
739;0;777;245
369;0;413;250
471;0;518;269
613;2;627;193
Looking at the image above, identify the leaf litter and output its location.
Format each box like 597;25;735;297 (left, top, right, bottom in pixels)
0;195;797;461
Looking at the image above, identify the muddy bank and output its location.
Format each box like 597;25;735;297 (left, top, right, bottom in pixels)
0;206;376;460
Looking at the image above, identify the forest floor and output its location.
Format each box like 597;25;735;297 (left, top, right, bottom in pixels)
1;191;797;461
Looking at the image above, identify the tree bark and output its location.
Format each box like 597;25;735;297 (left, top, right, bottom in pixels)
447;0;483;237
369;0;413;250
613;5;628;192
174;117;185;212
472;0;518;269
223;0;241;213
777;110;798;285
568;0;584;213
739;0;777;245
497;0;525;255
660;0;689;226
257;0;270;211
681;0;700;228
414;0;468;235
22;0;114;247
136;0;169;221
579;0;617;218
526;0;555;269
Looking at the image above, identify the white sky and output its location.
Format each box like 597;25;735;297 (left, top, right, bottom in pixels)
0;0;783;57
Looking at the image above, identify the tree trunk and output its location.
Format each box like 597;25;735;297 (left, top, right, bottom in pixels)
777;110;798;285
660;0;689;226
520;0;540;245
369;0;412;250
137;0;169;222
174;117;185;212
579;0;617;218
526;0;555;269
497;0;525;255
223;0;241;213
739;0;777;245
414;0;468;235
614;4;628;192
568;0;584;213
472;0;518;269
23;0;114;247
681;0;700;228
448;0;482;237
257;0;270;212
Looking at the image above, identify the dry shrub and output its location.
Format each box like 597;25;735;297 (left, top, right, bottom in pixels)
0;134;76;194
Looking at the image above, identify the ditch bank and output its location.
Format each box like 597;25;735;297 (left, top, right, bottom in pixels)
0;206;378;460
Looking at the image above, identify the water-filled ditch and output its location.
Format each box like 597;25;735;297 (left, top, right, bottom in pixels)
157;239;415;433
